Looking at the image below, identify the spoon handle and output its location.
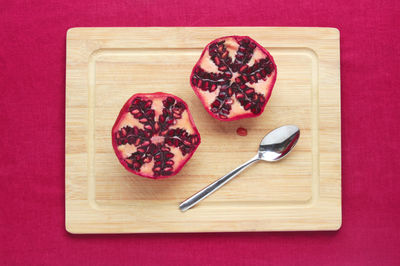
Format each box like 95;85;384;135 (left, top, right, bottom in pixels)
179;155;260;212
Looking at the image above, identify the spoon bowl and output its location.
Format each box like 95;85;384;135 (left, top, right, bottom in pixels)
258;125;300;162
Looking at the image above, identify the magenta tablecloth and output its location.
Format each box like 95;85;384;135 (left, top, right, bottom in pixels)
1;0;399;265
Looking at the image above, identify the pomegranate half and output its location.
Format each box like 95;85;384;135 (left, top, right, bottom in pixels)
112;92;201;179
190;36;277;121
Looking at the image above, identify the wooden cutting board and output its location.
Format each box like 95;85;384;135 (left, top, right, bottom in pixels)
65;27;341;233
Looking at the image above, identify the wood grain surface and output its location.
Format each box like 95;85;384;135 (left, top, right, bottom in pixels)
65;27;341;233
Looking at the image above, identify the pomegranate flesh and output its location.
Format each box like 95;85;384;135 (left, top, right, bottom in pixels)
190;36;277;121
112;92;201;179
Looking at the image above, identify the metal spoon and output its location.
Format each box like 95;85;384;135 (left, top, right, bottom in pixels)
179;125;300;212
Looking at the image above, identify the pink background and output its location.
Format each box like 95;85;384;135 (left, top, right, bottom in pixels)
1;0;399;265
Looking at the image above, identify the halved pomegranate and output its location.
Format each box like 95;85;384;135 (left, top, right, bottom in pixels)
190;36;277;121
112;92;201;179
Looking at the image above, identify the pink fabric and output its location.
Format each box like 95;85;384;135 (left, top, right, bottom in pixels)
1;0;399;265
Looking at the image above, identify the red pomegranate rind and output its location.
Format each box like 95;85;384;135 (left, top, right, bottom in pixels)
111;92;201;179
190;36;277;121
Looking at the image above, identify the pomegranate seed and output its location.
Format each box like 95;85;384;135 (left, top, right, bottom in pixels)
236;127;248;136
214;56;220;65
211;100;221;108
161;146;170;151
256;73;262;79
244;103;252;110
236;93;244;99
143;157;151;163
218;45;223;53
166;153;174;159
144;124;152;130
125;159;133;164
228;87;233;96
210;84;217;92
197;79;202;87
121;128;127;136
134;138;141;146
250;75;256;82
245;88;255;95
164;167;173;172
148;144;157;154
251;106;261;114
167;97;175;105
222;51;228;58
219;66;227;71
165;160;174;166
220;109;229;115
137;148;146;153
183;140;191;146
219;114;228;119
139;118;148;123
142;141;150;146
144;100;152;108
239;65;248;72
144;131;152;138
191;136;199;144
131;109;140;114
133;162;141;169
235;77;241;83
155;154;161;160
153;167;161;172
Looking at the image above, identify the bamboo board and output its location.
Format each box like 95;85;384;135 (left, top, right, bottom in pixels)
66;27;341;233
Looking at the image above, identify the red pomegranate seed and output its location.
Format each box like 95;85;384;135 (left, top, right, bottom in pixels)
131;109;140;114
236;127;248;136
239;65;248;72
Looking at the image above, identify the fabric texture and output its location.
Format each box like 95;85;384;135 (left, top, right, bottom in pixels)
0;0;399;265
